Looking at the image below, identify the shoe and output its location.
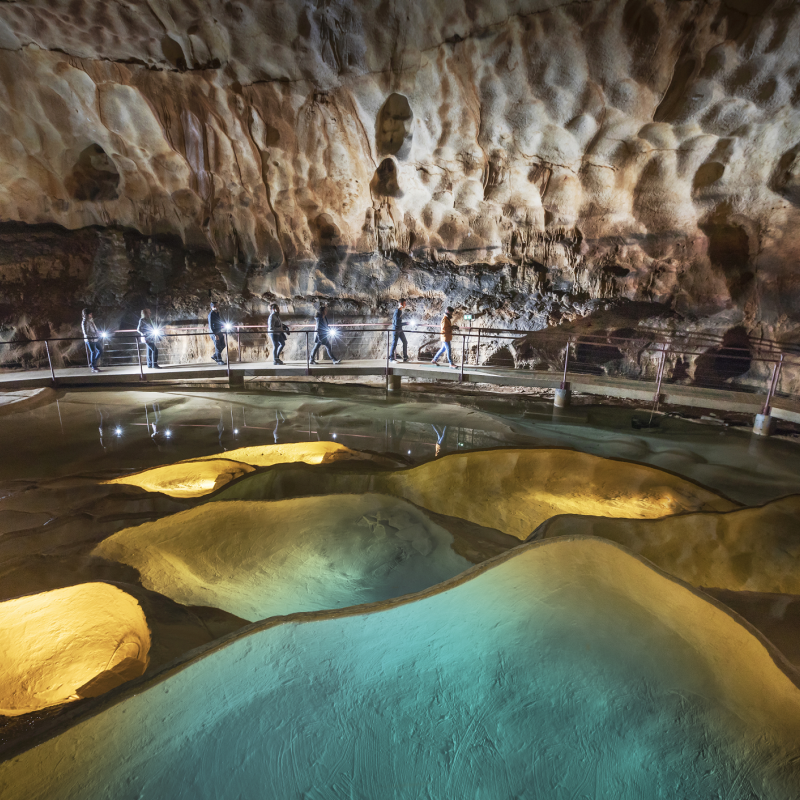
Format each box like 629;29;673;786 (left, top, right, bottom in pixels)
91;368;99;373
152;364;162;369
402;357;410;362
309;360;317;365
332;360;341;365
431;360;439;366
389;357;397;362
450;363;458;369
273;360;284;365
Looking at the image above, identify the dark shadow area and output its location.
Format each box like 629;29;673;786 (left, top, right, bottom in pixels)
371;158;402;197
65;144;120;202
376;93;413;158
693;326;752;387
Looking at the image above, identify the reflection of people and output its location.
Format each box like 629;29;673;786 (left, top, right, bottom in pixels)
431;306;457;368
268;304;289;365
310;305;340;364
389;299;409;362
82;308;102;373
97;406;107;451
432;424;447;457
137;309;160;369
208;301;226;364
273;409;285;443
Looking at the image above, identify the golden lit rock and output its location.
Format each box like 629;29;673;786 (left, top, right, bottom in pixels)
532;494;800;594
375;448;736;539
104;458;255;498
0;583;150;717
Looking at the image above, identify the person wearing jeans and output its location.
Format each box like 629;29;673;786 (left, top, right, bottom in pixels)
389;299;409;362
431;306;456;368
81;308;102;373
268;303;289;365
208;301;226;364
137;309;160;369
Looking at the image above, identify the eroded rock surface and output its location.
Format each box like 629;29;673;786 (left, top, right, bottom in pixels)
0;0;799;360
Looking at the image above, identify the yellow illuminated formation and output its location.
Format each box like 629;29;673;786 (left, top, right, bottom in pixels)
103;442;392;498
533;495;800;594
94;495;471;621
189;441;395;467
104;458;254;498
375;449;737;539
0;583;150;716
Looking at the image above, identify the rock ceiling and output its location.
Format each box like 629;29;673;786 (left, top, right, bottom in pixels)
0;0;799;337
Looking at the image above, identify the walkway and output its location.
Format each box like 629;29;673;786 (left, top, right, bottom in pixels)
2;357;799;427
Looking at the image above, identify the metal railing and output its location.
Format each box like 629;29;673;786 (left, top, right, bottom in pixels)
1;320;798;417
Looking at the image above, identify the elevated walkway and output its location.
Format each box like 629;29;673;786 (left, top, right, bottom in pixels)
2;358;799;428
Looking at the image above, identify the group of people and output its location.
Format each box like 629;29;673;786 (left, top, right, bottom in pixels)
81;300;458;372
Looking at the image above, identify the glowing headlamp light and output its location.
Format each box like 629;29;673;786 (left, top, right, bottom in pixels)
100;331;109;339
328;327;339;338
223;322;232;332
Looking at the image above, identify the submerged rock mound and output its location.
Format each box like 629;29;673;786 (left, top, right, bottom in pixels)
94;494;472;621
531;494;800;594
2;539;799;799
0;583;150;717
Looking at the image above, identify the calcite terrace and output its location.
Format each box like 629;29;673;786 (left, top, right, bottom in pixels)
0;0;799;345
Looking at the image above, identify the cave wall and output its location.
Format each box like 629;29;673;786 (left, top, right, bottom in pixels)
0;0;800;346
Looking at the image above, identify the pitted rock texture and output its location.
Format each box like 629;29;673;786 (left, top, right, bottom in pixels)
0;0;799;350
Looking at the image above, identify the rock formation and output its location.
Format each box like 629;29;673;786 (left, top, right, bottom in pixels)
0;0;799;360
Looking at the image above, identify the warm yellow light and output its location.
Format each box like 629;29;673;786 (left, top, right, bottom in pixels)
188;441;395;468
103;442;393;498
103;459;255;498
375;449;737;539
534;494;800;594
0;583;150;716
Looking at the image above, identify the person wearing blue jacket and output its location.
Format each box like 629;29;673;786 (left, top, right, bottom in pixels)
208;301;226;364
389;299;409;362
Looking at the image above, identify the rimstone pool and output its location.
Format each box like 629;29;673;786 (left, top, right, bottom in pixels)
1;386;800;799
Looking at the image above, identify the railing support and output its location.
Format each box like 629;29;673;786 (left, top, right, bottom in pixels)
385;330;390;377
237;326;242;363
555;341;571;407
305;331;310;376
476;329;481;366
45;340;56;385
460;334;465;382
649;346;668;424
134;336;145;381
761;354;783;415
225;332;231;380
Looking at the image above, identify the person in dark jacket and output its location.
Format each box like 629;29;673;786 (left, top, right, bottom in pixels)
81;308;102;373
208;301;226;364
309;305;340;364
431;306;457;368
137;309;161;369
268;303;289;365
389;299;409;362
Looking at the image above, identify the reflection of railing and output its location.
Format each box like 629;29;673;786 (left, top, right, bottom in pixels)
1;322;798;417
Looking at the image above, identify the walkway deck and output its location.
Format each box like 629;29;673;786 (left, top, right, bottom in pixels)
1;357;799;425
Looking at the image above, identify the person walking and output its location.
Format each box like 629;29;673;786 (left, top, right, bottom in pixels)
268;303;289;365
208;301;226;364
137;309;161;369
309;305;340;364
81;308;103;373
431;306;457;368
389;299;409;362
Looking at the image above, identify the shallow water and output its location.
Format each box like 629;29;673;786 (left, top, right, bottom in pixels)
4;385;800;504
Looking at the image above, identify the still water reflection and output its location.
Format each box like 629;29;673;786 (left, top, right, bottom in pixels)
4;386;800;505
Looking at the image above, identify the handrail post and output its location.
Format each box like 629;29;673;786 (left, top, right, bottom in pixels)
45;340;56;385
649;346;668;423
561;341;570;389
134;335;145;381
237;326;242;363
460;333;465;382
385;330;390;376
305;331;310;376
225;332;230;380
762;354;783;415
476;328;481;366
